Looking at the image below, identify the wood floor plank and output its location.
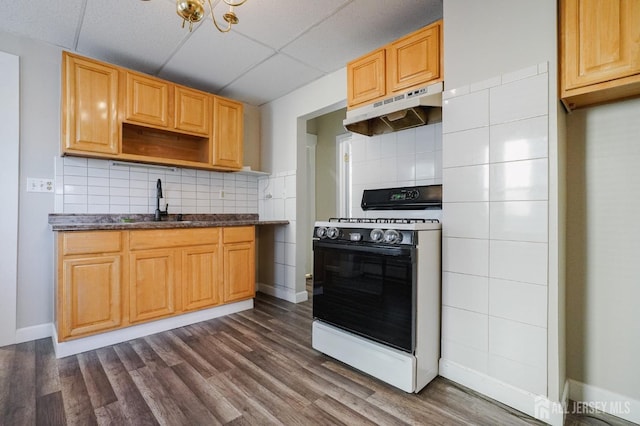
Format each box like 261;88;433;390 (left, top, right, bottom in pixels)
152;361;221;425
171;362;242;424
35;338;60;397
211;371;285;425
3;341;36;426
112;342;145;371
59;355;98;425
3;292;557;425
36;390;67;426
225;366;320;425
77;351;118;409
0;344;16;419
209;336;312;410
313;394;380;426
128;338;168;372
161;330;218;378
129;366;191;425
96;347;158;425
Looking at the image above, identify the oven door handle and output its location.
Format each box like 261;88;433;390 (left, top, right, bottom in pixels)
313;240;414;257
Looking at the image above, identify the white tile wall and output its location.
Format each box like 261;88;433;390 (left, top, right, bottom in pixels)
55;157;259;214
349;123;442;218
441;64;549;395
258;170;297;291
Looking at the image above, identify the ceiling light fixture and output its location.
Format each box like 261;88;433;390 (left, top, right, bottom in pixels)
175;0;247;32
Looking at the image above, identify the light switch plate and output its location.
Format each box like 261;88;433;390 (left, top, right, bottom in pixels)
27;177;54;193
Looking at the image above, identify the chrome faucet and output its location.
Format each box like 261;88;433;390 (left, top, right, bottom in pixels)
154;178;168;221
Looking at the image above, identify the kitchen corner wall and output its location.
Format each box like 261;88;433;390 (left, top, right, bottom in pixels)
54;156;259;214
441;65;549;395
256;171;298;300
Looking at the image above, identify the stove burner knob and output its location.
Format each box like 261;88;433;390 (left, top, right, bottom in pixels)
370;228;384;242
315;227;327;238
327;227;340;239
383;229;401;244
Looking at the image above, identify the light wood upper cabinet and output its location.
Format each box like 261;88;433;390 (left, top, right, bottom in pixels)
347;20;443;109
222;226;255;303
387;22;441;94
62;53;119;155
175;86;211;135
125;72;171;127
57;231;124;340
560;0;640;110
347;48;386;108
125;73;211;136
61;52;242;169
212;96;244;170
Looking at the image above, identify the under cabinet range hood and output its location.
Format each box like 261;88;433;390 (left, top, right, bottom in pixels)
344;82;443;136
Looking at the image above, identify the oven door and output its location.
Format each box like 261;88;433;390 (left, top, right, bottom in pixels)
312;239;416;353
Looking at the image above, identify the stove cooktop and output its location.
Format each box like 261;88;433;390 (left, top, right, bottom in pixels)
314;217;441;231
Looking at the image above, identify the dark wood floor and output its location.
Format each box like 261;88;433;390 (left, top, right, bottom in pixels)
0;291;631;425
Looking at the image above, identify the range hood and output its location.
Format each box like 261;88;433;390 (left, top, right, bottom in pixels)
344;82;443;137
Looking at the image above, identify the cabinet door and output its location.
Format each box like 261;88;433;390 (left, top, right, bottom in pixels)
129;249;176;323
62;53;119;155
175;86;211;135
59;255;122;340
387;22;441;93
562;0;640;91
347;48;386;108
212;96;243;170
223;227;255;303
182;244;221;311
126;72;171;127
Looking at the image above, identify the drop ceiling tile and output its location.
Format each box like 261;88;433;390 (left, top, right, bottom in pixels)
282;0;442;73
232;0;350;50
0;0;85;48
220;54;324;106
77;0;189;74
158;22;275;94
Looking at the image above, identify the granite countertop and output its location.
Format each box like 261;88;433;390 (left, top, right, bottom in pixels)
48;213;289;231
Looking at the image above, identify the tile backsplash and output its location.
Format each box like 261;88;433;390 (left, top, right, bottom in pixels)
54;157;259;214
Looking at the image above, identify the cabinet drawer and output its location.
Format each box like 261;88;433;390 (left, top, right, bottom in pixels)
130;228;219;250
223;226;254;244
62;231;123;255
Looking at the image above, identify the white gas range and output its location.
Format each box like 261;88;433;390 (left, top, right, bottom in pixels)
311;185;442;393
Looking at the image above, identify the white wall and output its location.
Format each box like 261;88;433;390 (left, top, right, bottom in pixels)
0;50;19;345
566;98;640;403
259;68;346;301
0;34;61;333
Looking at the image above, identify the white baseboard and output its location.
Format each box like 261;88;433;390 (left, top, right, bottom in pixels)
53;299;253;358
439;359;565;426
568;379;640;424
258;282;308;303
15;323;53;343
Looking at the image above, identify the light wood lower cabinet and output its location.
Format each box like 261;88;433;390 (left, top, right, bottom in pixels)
129;248;176;323
56;226;252;341
182;244;221;311
223;227;256;303
57;231;125;340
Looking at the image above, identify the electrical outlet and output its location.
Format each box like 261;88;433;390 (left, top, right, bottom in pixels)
219;190;225;199
27;178;54;193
